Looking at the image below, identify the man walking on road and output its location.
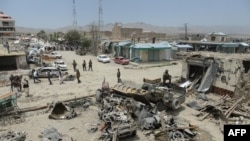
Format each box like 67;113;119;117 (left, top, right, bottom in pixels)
76;69;81;83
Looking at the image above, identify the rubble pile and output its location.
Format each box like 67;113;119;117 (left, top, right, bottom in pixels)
0;131;26;141
40;127;74;141
97;94;198;141
235;71;250;103
188;95;250;132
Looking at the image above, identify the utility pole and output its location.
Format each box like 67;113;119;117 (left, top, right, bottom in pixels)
72;0;78;30
184;23;188;40
98;0;104;40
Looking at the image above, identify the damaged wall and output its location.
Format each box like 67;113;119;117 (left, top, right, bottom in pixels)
16;55;28;69
181;54;250;99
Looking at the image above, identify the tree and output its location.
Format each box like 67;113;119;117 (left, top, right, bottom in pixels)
36;30;48;41
64;30;81;46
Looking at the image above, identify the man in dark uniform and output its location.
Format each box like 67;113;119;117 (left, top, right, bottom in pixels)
117;68;121;83
163;69;171;85
22;78;29;97
76;69;81;83
88;59;93;71
9;74;14;92
47;70;53;85
72;60;77;72
82;60;86;71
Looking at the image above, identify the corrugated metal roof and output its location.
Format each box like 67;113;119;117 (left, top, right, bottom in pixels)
208;32;226;36
175;44;193;48
131;42;172;50
114;41;132;47
221;43;239;48
240;42;249;47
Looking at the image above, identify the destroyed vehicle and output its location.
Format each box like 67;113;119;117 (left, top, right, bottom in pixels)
111;82;185;111
112;122;137;140
141;78;186;110
96;79;110;103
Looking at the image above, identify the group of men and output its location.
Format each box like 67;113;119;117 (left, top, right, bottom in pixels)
72;59;93;72
72;59;93;84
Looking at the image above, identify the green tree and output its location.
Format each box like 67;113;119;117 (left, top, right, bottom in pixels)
79;37;91;50
64;30;81;46
36;30;47;41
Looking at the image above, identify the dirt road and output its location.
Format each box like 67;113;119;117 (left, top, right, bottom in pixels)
0;51;222;141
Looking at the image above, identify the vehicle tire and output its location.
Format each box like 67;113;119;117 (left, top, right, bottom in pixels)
171;99;180;110
171;131;184;140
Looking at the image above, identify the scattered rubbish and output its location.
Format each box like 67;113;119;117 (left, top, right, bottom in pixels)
40;127;74;141
0;131;26;141
49;102;77;120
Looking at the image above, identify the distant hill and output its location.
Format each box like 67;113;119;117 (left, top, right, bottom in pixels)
16;22;250;36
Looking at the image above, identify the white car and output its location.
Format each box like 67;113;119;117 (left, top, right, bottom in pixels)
50;52;62;59
97;55;111;63
53;60;67;71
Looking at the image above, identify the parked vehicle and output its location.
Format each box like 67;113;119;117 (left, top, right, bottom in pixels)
28;67;60;78
53;60;67;70
50;52;62;59
114;56;129;65
97;55;111;63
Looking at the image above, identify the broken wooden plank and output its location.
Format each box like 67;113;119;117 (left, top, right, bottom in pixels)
232;111;250;119
224;96;245;118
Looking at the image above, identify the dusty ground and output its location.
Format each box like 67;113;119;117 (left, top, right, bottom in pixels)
0;51;223;141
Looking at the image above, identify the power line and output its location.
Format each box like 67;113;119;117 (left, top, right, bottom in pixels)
98;0;104;39
72;0;78;30
184;23;188;40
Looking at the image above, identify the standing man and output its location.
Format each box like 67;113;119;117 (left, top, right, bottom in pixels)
47;70;53;85
22;78;29;97
9;74;14;92
58;68;64;84
72;60;77;72
82;60;86;71
117;68;121;83
76;69;81;83
88;59;93;71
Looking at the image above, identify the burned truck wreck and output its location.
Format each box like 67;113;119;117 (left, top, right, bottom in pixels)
181;52;250;102
96;81;197;141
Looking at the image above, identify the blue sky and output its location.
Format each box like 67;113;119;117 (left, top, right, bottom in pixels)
0;0;249;29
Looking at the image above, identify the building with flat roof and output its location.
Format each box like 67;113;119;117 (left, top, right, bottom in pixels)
0;11;16;41
111;23;166;42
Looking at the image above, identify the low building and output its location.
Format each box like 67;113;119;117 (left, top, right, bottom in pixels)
206;32;228;42
0;44;27;71
113;41;132;59
219;42;249;53
130;42;172;62
111;23;166;42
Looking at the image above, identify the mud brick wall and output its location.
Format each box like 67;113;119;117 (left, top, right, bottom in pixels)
211;86;234;97
234;72;250;103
